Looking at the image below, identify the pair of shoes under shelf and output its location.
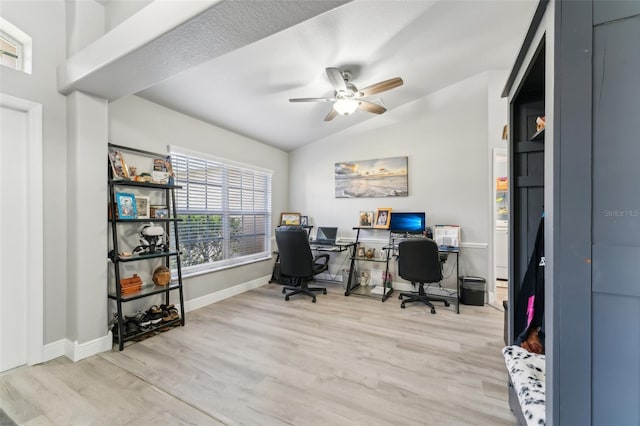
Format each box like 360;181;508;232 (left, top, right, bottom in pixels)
159;304;180;323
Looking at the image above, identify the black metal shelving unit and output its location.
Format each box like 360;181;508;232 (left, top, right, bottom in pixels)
344;227;394;301
108;143;185;351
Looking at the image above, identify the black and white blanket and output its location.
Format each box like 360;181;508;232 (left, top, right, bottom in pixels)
502;345;546;425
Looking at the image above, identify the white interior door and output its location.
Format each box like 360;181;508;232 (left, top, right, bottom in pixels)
0;94;43;372
0;105;29;372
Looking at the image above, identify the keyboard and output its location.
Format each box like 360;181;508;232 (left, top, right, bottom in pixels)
310;240;335;246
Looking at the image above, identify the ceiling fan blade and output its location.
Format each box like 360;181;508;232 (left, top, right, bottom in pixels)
289;97;335;103
324;108;339;121
326;67;347;92
358;100;387;114
357;77;404;97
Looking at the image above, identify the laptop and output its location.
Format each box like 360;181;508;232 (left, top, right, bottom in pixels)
313;227;338;245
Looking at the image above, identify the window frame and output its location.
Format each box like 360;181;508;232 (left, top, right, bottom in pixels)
0;17;32;74
169;146;273;278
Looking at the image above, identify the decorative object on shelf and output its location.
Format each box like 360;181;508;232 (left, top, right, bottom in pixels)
136;196;150;219
300;215;309;226
365;248;375;259
357;247;366;258
359;270;371;287
150;205;166;218
280;212;301;226
133;222;167;255
152;265;171;286
502;124;509;140
374;207;392;229
154;208;169;219
358;210;374;227
120;274;143;295
335;156;408;198
109;149;129;179
152;155;174;184
116;192;137;219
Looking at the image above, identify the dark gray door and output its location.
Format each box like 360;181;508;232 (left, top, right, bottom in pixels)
592;12;640;425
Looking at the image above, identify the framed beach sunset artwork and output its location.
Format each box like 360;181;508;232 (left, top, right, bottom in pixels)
334;156;408;198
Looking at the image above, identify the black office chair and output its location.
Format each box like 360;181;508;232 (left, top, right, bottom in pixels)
397;239;451;314
275;226;329;303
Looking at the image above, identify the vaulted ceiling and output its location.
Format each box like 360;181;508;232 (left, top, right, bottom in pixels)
62;0;537;152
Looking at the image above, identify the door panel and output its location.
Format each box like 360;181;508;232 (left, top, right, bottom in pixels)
0;106;29;372
592;14;640;423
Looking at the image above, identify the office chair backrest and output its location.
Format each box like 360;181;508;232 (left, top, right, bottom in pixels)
398;239;442;283
275;226;314;278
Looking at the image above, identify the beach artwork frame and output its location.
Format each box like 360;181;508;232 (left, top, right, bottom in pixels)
335;156;408;198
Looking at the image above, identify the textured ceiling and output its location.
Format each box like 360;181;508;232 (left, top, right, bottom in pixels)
136;0;536;151
61;0;536;152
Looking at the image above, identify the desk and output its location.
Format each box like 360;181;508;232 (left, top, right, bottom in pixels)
269;242;354;285
345;228;461;311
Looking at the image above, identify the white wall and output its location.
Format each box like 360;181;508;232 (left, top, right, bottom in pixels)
0;0;68;344
104;0;153;32
289;73;493;289
109;95;289;300
65;0;105;56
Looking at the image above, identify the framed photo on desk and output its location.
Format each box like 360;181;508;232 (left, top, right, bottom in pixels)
280;212;301;226
358;211;374;227
374;208;392;229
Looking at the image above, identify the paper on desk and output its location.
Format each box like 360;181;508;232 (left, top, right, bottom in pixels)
434;225;460;248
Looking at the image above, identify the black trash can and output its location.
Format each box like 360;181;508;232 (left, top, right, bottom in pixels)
460;276;486;306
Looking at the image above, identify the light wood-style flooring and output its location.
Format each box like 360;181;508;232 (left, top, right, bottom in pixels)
1;283;514;425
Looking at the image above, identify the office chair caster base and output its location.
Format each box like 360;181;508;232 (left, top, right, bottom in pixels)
323;289;327;295
285;295;290;301
401;303;406;309
430;307;436;314
444;301;450;307
398;294;403;300
312;298;316;303
282;288;286;294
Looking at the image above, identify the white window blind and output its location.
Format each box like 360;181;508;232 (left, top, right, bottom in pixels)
169;146;272;275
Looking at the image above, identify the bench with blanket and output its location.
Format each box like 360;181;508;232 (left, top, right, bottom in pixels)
502;345;546;425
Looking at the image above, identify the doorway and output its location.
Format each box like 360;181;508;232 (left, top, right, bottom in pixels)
0;94;43;372
493;148;508;302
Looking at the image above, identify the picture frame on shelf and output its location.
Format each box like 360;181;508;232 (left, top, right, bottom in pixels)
280;212;301;226
154;208;169;219
358;211;374;227
135;196;150;219
109;150;129;179
374;208;392;229
116;192;137;219
300;215;309;226
357;247;366;258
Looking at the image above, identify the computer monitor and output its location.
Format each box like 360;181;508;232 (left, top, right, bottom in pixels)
315;227;338;244
389;212;426;234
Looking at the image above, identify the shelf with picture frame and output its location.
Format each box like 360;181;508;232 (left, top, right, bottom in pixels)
107;143;185;351
344;226;394;302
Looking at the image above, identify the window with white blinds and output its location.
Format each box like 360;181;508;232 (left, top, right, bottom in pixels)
170;146;272;275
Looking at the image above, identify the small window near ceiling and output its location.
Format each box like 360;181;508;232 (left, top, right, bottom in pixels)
0;18;32;74
0;33;20;70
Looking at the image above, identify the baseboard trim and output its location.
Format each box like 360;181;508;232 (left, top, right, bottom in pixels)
183;275;270;313
41;277;270;363
43;333;112;363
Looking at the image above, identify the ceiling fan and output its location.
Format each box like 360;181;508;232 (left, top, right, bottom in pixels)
289;67;404;121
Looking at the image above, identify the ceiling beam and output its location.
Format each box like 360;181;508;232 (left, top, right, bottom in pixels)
58;0;350;101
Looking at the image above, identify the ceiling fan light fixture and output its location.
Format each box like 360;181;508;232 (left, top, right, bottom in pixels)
333;99;359;116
